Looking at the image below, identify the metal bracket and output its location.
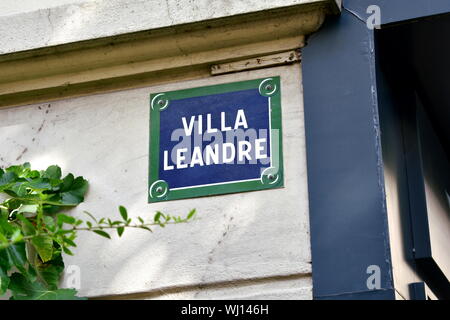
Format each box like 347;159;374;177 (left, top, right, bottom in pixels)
211;50;301;75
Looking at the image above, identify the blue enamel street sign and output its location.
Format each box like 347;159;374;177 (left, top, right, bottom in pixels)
149;76;283;202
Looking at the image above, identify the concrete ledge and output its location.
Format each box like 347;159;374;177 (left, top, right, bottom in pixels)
0;0;340;55
92;274;312;300
0;4;336;108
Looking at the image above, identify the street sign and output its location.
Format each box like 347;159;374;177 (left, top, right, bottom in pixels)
149;77;283;202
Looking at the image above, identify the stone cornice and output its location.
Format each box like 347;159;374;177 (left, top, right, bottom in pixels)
0;2;339;108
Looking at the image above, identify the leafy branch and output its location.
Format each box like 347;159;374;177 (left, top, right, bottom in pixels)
0;163;195;300
0;208;196;252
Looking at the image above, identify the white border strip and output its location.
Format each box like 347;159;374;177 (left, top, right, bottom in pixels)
170;178;260;191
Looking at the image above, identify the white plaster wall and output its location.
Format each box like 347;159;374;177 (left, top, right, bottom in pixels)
0;65;311;299
0;0;90;16
0;0;334;55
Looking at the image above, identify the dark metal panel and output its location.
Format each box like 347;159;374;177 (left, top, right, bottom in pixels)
407;98;450;298
316;289;396;300
409;282;427;300
402;96;433;260
343;0;450;26
302;10;394;299
303;0;450;300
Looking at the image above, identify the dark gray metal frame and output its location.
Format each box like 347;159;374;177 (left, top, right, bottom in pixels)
302;0;450;300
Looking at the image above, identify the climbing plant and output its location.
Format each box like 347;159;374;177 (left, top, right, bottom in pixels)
0;162;195;300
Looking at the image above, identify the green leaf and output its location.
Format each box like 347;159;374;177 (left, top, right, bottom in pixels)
37;288;86;300
187;209;196;220
10;229;23;243
43;165;62;180
31;235;53;263
93;230;111;239
83;211;97;223
59;173;74;192
154;211;162;223
15;214;36;236
60;177;88;205
0;232;7;244
57;214;76;227
62;246;74;256
60;193;82;205
0;242;34;280
8;273;85;300
36;252;64;290
54;229;74;236
139;226;152;232
0;266;10;295
27;170;41;179
10;182;29;197
117;227;125;237
63;237;77;247
0;171;16;189
4;243;27;270
0;216;15;234
43;215;56;231
42;204;61;215
119;206;128;221
5;164;25;176
25;178;52;190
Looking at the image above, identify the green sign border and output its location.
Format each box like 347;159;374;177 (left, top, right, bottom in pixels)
148;76;284;202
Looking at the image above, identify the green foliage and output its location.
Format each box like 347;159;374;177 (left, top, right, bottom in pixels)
0;163;196;300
